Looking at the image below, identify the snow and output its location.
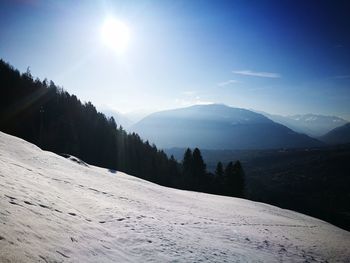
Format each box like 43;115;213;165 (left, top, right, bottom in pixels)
305;117;318;122
0;131;349;262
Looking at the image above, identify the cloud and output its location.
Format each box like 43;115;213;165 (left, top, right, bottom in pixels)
217;79;239;87
233;70;281;78
175;96;213;107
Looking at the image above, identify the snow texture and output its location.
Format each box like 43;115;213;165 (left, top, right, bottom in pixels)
0;131;349;262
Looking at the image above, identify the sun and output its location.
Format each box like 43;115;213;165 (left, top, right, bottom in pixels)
101;17;130;54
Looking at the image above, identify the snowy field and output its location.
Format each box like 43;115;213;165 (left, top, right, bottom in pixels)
0;131;349;262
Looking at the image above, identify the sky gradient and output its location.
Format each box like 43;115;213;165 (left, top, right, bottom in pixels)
1;0;350;119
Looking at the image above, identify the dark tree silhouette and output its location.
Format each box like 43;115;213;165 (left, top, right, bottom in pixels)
0;59;245;198
182;148;193;188
232;161;245;197
192;148;206;189
222;161;245;197
215;162;224;177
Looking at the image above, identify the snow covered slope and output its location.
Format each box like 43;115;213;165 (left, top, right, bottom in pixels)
0;132;349;262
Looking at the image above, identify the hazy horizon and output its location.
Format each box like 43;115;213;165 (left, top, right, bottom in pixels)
99;103;350;122
1;0;350;119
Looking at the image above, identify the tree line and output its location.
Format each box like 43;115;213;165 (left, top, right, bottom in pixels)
181;148;244;197
0;59;244;198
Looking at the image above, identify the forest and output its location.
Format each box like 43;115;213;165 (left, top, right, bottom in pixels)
0;59;244;198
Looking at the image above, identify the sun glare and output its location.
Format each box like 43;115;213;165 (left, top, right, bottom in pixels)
101;17;130;54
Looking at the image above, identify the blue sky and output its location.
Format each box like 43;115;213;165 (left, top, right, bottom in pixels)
1;0;350;119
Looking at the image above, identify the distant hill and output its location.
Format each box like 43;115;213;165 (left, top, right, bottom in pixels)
320;123;350;144
260;112;347;137
131;104;323;150
101;108;134;129
101;108;156;130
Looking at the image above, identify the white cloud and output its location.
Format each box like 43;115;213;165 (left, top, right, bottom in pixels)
233;70;281;78
175;96;213;107
217;79;239;87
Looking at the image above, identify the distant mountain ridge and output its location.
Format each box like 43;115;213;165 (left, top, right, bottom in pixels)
131;104;323;150
320;123;350;145
259;112;347;137
101;109;134;129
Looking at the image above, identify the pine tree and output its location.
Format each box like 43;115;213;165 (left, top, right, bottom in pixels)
233;161;245;197
215;161;224;177
223;161;245;197
182;148;193;188
182;148;193;173
224;161;234;196
192;148;206;190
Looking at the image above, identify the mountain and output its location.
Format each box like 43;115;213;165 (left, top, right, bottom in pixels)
101;108;134;129
100;108;157;130
131;104;323;150
124;109;157;124
320;123;350;144
1;131;350;262
260;112;347;137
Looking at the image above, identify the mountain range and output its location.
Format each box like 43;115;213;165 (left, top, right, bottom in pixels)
131;104;323;150
260;112;347;137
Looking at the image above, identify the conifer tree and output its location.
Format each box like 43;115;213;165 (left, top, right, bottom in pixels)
233;161;245;197
182;148;193;187
182;148;193;173
215;161;224;177
192;148;206;189
224;161;234;196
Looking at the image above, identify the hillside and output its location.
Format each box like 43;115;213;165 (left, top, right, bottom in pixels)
166;145;350;230
1;131;350;262
320;123;350;145
131;104;323;150
0;59;181;189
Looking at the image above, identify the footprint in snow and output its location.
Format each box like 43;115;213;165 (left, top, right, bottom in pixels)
24;201;35;206
39;204;51;209
39;255;49;263
56;250;70;258
8;201;22;206
5;195;16;200
102;245;111;250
